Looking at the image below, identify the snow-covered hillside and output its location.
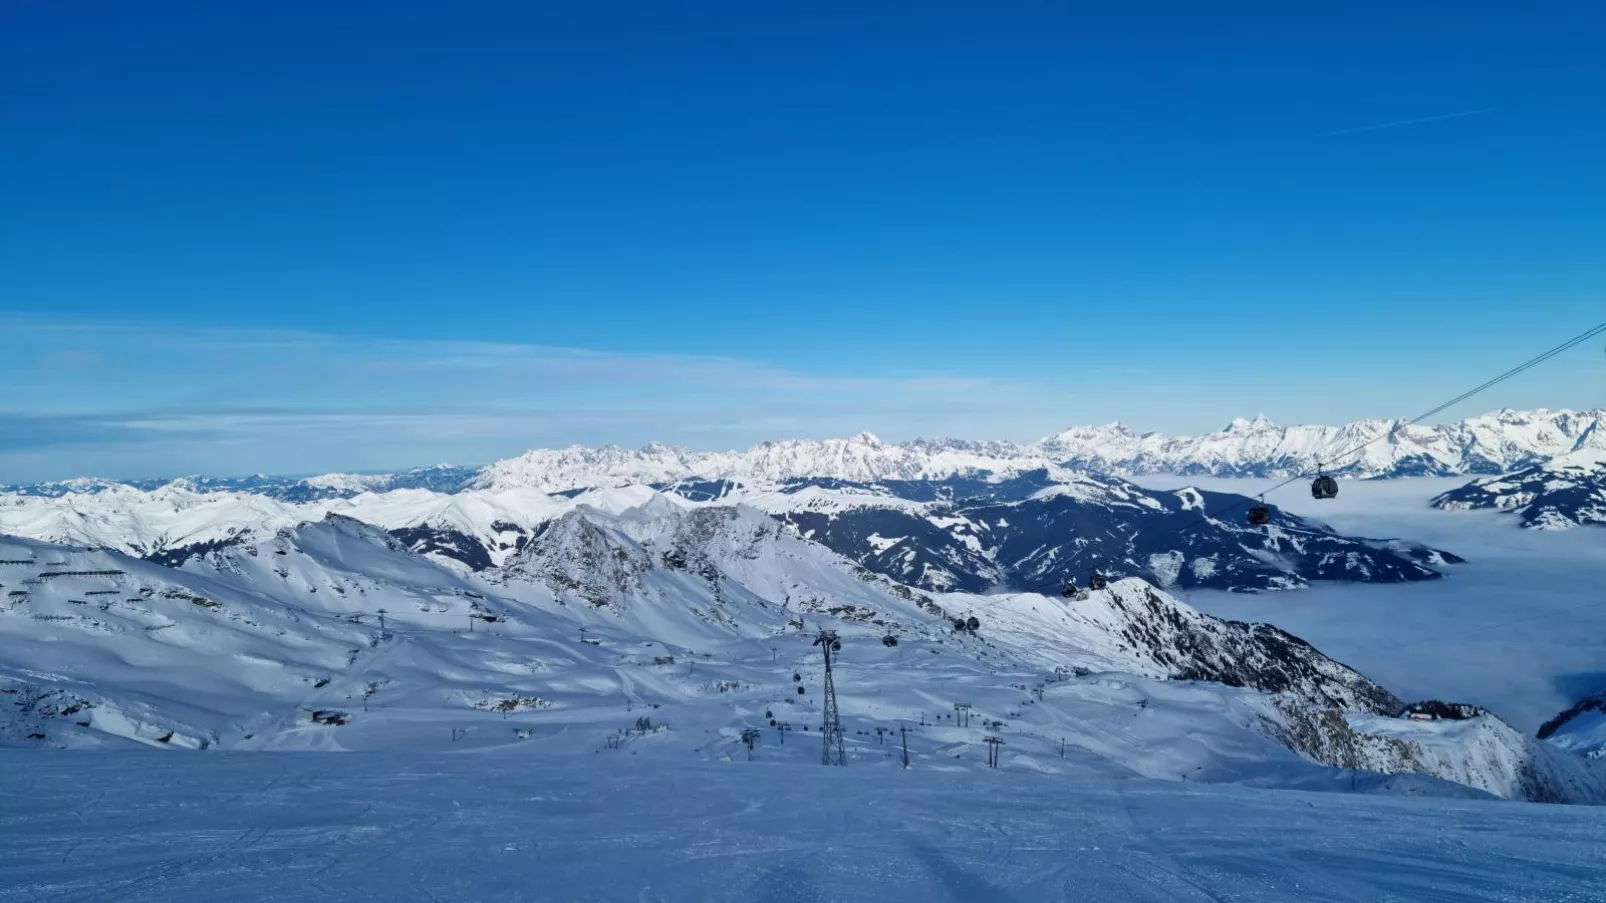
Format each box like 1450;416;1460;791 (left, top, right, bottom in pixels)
1257;698;1606;804
3;509;1599;804
1431;449;1606;529
737;471;1457;594
0;471;1458;594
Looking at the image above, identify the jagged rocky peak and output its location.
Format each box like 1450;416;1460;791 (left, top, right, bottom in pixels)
1091;580;1402;715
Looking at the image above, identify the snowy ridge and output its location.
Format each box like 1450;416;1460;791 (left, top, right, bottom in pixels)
1039;408;1606;479
1431;448;1606;529
1255;701;1606;804
2;513;1600;803
469;409;1606;489
8;409;1601;501
0;471;1460;593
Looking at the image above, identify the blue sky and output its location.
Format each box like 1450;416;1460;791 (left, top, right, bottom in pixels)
2;1;1603;481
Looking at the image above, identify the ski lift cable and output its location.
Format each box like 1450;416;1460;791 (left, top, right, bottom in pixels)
1056;316;1606;582
1250;317;1606;504
1190;316;1606;530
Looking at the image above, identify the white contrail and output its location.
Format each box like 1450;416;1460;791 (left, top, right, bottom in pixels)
1328;108;1495;136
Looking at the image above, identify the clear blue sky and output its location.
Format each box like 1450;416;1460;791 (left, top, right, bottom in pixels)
2;1;1603;480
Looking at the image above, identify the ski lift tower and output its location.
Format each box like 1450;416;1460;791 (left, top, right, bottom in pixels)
813;629;846;766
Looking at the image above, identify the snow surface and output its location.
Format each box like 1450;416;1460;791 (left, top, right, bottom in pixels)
4;752;1605;902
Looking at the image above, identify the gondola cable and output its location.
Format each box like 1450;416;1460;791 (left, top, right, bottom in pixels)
1057;316;1606;582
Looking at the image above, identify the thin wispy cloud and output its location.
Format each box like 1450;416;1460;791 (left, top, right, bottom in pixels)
0;315;1072;481
1327;108;1495;137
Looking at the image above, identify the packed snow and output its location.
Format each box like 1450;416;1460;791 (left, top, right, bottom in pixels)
5;752;1606;902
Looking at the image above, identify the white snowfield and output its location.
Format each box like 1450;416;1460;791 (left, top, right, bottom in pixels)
4;752;1606;903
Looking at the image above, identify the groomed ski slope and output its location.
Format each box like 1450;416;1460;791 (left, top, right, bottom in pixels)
3;751;1604;902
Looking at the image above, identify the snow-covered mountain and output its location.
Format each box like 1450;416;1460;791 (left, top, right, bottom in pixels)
4;505;1599;803
720;471;1458;594
467;409;1606;488
1431;449;1606;529
468;433;1054;492
9;409;1600;501
1038;408;1606;479
0;470;1459;594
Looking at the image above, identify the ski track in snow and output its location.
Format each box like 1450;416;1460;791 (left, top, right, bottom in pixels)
1132;476;1606;733
3;752;1604;903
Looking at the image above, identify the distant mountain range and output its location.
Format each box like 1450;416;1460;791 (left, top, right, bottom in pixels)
6;408;1603;498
